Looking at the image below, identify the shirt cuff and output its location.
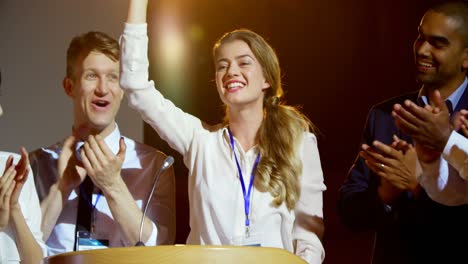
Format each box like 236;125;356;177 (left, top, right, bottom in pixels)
442;130;468;180
123;22;147;35
295;237;325;263
443;131;464;157
143;221;158;246
119;23;151;90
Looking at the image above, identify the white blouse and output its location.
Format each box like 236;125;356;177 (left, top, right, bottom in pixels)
120;23;326;263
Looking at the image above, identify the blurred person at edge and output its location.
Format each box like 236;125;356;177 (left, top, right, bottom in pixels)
391;2;468;206
0;69;47;263
338;1;468;263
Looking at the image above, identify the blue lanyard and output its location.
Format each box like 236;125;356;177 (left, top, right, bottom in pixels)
228;129;261;236
79;185;102;213
79;184;102;233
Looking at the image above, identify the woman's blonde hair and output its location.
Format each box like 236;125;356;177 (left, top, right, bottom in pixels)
213;29;315;210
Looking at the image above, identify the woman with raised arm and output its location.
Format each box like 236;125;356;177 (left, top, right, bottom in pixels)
120;0;326;262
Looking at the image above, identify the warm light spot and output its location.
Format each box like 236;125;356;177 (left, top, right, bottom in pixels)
159;25;185;69
189;24;205;43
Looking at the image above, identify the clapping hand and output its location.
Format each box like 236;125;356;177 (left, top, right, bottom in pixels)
0;148;30;230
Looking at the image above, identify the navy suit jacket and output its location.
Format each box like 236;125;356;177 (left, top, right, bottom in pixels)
338;89;468;264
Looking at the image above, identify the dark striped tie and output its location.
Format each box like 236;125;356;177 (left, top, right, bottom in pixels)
74;176;94;250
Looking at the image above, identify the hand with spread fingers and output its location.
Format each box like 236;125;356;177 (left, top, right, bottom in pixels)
392;89;452;152
360;139;419;201
57;136;87;194
81;135;126;193
0;148;31;230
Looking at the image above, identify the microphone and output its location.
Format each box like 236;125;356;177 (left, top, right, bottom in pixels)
135;156;174;246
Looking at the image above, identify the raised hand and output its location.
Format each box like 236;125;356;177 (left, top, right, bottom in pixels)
57;136;87;193
81;135;126;192
127;0;148;24
392;89;451;152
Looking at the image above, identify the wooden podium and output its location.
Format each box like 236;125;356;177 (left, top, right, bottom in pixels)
44;245;306;263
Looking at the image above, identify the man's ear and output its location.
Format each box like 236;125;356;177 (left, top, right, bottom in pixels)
462;47;468;71
63;77;74;97
462;46;468;70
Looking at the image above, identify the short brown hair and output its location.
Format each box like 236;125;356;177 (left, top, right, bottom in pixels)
66;31;119;79
430;0;468;46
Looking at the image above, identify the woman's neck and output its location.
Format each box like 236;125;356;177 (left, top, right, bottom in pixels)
228;107;263;152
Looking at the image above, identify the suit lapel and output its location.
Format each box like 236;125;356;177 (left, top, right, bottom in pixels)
454;85;468;112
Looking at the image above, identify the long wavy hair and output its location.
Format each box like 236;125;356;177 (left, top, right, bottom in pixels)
213;29;316;210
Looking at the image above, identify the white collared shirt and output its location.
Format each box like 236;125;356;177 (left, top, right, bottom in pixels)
0;151;46;263
418;131;468;205
120;23;326;264
416;78;468;206
29;125;176;256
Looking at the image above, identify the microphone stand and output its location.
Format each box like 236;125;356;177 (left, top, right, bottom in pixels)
135;156;174;246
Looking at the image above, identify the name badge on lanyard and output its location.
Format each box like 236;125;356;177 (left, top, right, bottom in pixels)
76;191;109;251
76;231;109;251
228;129;262;246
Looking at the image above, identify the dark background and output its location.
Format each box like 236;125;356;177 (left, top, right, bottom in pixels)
143;0;441;263
0;0;453;262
